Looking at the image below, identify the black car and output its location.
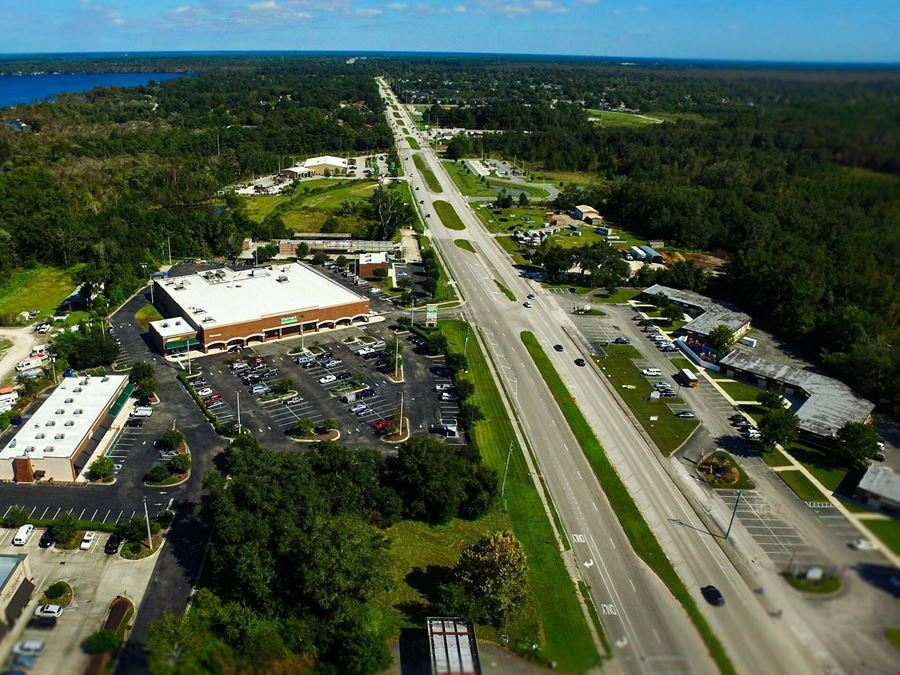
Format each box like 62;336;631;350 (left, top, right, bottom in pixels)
430;366;450;377
125;418;143;428
701;585;725;606
614;337;630;345
574;358;586;367
568;287;578;293
105;533;122;555
38;530;54;548
336;372;352;381
27;616;57;630
554;344;564;352
301;361;317;369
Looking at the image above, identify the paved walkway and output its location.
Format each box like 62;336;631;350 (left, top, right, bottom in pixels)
698;368;900;567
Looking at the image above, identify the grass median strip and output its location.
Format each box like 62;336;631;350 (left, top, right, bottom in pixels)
440;320;599;670
433;200;465;230
405;135;420;150
520;330;736;675
493;279;516;302
413;154;442;192
454;239;476;253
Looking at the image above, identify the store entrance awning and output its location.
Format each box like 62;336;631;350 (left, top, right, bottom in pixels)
165;337;201;350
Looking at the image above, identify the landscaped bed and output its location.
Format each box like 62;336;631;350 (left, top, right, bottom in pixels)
697;451;755;490
782;571;842;594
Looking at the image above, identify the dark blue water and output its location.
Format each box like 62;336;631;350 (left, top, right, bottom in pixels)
0;72;186;108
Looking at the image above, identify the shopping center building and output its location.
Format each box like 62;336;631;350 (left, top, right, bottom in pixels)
149;263;370;355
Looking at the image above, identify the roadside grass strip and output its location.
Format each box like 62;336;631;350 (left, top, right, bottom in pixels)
413;154;442;192
441;320;599;670
493;279;516;302
433;200;465;230
454;239;476;253
777;470;827;502
405;135;420;150
520;330;737;675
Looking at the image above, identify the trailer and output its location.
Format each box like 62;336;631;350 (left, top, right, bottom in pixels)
679;368;699;387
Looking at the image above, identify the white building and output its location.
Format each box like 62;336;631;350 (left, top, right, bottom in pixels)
0;375;129;482
303;156;349;175
575;204;600;221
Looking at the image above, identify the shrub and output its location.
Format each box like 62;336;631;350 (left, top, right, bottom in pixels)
44;581;69;600
88;457;115;481
146;464;170;483
155;510;175;528
84;630;122;655
323;417;339;431
161;428;185;451
2;506;28;528
171;452;192;474
50;512;79;545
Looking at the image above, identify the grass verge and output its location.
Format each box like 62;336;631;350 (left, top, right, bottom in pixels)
494;279;516;302
777;470;827;502
134;303;163;330
405;135;420;150
433;200;465;230
887;627;900;651
414;154;442;193
520;330;735;675
761;450;793;468
860;519;900;556
783;441;849;493
717;379;765;402
454;239;476;253
437;321;599;669
593;345;698;456
0;265;81;324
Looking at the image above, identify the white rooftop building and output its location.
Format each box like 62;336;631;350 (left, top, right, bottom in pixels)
0;375;129;482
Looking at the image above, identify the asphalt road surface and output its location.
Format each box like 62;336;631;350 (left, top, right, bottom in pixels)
381;80;837;674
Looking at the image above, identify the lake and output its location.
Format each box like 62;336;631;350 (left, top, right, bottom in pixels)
0;72;187;109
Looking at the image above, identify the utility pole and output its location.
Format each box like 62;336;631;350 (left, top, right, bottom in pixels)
167;236;172;265
725;490;742;540
398;391;404;438
236;391;241;432
500;442;513;497
394;337;400;379
300;314;305;350
143;496;153;551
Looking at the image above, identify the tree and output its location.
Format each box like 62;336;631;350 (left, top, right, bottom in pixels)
368;185;415;240
835;422;881;470
171;452;192;474
322;215;343;234
323;417;339;431
162;428;185;451
294;241;310;258
294;417;314;436
129;361;157;398
84;630;122;655
324;616;392;675
447;530;528;627
2;506;28;528
446;352;468;374
707;324;736;353
517;192;529;208
89;457;115;481
756;388;784;410
396;315;412;330
120;515;158;542
372;267;388;279
312;252;328;266
458;402;485;429
662;303;683;325
425;332;448;356
146;463;170;483
758;408;799;451
336;255;349;268
255;243;279;263
390;437;468;524
453;379;475;401
50;511;79;545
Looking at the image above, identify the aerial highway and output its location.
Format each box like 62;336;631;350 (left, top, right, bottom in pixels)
378;79;835;675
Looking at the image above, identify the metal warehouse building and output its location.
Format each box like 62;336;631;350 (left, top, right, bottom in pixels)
149;263;370;355
0;375;130;482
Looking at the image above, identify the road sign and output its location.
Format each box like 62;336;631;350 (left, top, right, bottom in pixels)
425;303;438;327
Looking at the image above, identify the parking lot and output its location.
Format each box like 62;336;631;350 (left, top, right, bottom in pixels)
178;321;462;449
0;526;159;675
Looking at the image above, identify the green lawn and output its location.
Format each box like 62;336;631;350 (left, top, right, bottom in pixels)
493;279;516;302
861;519;900;556
886;627;900;651
495;236;530;266
240;194;292;222
783;441;849;493
594;345;699;456
519;331;735;675
590;287;641;304
718;379;765;403
134;303;163;330
782;572;841;594
405;135;420;150
413;155;442;193
454;239;476;253
586;109;663;127
777;470;827;502
438;321;599;669
761;451;793;468
0;265;82;325
670;357;695;372
443;160;494;197
433;200;465;230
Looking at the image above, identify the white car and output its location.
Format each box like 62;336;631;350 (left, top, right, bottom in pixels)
196;387;213;397
13;640;44;656
34;604;63;619
435;384;453;392
349;403;368;414
441;392;460;402
850;538;877;551
79;531;96;551
319;374;336;384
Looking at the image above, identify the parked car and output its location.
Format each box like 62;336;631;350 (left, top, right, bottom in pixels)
203;393;222;404
34;605;63;619
125;418;144;428
675;411;696;419
349;403;368;414
27;616;57;630
251;384;270;395
360;388;377;399
207;401;225;410
79;532;95;551
441;392;460;402
324;359;342;368
159;450;179;460
196;387;213;397
319;374;336;384
301;361;317;369
38;530;54;548
523;301;532;308
850;538;877;551
105;533;122;555
435;384;453;391
227;345;243;353
701;585;725;606
13;640;44;656
284;397;303;405
614;337;630;345
372;419;392;432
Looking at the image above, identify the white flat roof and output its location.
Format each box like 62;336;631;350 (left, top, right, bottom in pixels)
158;263;365;330
150;317;195;338
304;155;348;168
1;375;127;462
359;252;388;264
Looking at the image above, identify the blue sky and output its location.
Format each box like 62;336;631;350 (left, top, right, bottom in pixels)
0;0;897;62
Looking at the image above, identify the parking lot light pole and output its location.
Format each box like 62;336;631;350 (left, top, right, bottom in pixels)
236;392;241;431
725;490;742;541
143;496;153;551
300;314;305;350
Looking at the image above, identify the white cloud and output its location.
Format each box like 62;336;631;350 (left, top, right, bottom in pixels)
453;4;467;11
249;1;279;10
356;6;383;15
385;2;407;9
533;0;568;13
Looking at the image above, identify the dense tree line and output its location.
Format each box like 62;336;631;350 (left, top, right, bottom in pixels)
147;434;497;673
